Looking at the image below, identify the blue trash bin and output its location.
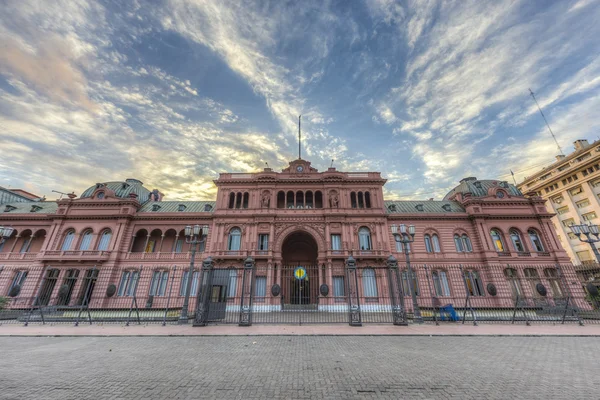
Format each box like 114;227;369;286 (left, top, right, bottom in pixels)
440;304;459;321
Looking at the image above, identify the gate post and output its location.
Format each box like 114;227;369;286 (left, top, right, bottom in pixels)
386;255;407;325
239;256;255;326
193;257;214;327
346;255;362;326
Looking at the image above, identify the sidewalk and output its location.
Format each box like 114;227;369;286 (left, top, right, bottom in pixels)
1;323;600;336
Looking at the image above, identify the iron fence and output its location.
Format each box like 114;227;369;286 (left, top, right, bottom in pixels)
0;262;599;326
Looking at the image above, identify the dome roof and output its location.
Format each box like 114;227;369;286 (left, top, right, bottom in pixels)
443;177;523;200
80;178;151;202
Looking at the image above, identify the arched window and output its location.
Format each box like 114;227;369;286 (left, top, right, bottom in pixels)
79;230;93;251
432;271;451;297
296;191;304;208
544;268;563;298
61;230;75;251
524;268;542;296
315;191;323;208
432;234;441;252
305;191;313;208
358;227;372;250
358;192;364;208
286;191;294;208
464;270;485;296
509;229;525;252
462;235;472;252
228;228;241;251
242;192;249;209
528;230;545;252
401;270;419;296
503;268;523;299
365;192;371;208
424;234;433;253
97;230;112;251
394;234;403;252
235;192;243;209
490;229;505;252
362;268;378;297
149;270;169;297
277;191;285;208
350;192;357;208
228;268;238;298
228;192;235;209
454;234;464;252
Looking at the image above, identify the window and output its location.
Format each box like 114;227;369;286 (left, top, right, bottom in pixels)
61;230;75;251
228;228;241;251
528;230;544;252
228;269;237;298
592;178;600;188
464;270;484;296
524;268;541;296
8;270;27;295
204;204;212;212
174;238;183;253
97;230;112;251
551;196;564;204
149;271;169;296
228;192;235;209
576;199;590;208
490;229;505;252
562;218;575;227
350;192;357;208
57;269;79;306
178;204;186;212
96;192;105;199
577;250;593;263
462;235;472;252
255;276;267;298
394;234;410;253
333;276;345;297
454;234;464;252
583;211;597;221
544;268;563;298
117;271;140;296
556;206;569;215
258;234;269;251
569;186;583;196
401;270;419;296
509;229;525;252
19;235;32;253
180;271;199;296
358;227;371;250
432;234;441;252
432;271;450;297
362;268;378;297
365;192;372;208
79;230;93;250
424;234;433;253
504;268;523;299
331;234;342;251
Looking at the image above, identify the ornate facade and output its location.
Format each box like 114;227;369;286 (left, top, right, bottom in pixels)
0;158;590;323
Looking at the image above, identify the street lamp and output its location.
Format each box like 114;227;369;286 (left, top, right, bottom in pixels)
569;222;600;263
0;226;15;245
179;224;209;324
394;223;422;323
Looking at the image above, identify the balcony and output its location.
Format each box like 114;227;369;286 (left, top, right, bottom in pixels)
0;252;39;261
497;251;512;257
517;251;531;257
124;252;191;260
39;250;112;262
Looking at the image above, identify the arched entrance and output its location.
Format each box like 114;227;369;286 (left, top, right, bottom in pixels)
281;231;319;307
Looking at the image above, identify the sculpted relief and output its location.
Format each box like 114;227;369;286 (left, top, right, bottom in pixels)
328;190;339;208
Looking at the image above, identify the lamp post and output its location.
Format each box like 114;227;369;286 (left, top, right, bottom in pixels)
179;224;209;324
0;226;15;246
569;222;600;263
395;223;422;323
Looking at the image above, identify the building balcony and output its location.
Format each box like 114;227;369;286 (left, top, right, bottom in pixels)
0;252;39;261
326;249;387;259
497;251;512;257
39;250;112;262
124;252;191;260
517;251;531;257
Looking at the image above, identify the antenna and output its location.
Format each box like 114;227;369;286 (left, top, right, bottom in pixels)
52;190;69;200
529;88;564;156
298;115;301;159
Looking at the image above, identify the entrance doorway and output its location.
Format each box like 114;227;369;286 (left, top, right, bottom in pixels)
281;231;318;307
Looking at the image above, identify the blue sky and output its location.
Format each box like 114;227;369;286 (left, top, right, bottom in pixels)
1;0;600;201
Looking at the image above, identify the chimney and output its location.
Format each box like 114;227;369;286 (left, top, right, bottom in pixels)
555;155;566;161
573;139;590;152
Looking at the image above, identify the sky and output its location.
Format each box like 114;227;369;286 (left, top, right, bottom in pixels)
1;0;600;201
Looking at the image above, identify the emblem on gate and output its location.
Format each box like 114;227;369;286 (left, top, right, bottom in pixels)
294;266;307;280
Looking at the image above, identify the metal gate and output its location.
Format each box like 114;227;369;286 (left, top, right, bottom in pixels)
193;258;404;326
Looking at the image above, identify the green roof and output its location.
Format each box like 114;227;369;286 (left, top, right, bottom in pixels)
138;201;216;213
444;178;523;200
384;200;464;214
2;202;58;214
80;179;151;202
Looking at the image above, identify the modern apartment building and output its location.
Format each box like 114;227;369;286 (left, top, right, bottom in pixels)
518;139;600;265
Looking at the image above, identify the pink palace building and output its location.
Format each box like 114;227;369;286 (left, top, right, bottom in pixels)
0;158;591;326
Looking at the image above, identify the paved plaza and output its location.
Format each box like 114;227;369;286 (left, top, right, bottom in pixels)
0;336;598;399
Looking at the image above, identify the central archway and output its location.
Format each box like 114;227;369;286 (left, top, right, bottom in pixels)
281;231;319;306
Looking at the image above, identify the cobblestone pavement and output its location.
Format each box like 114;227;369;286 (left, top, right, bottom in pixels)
0;336;598;399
